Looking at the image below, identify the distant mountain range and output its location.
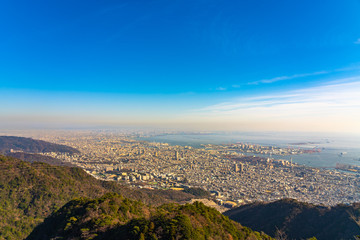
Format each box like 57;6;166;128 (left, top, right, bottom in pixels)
0;136;80;154
224;198;360;240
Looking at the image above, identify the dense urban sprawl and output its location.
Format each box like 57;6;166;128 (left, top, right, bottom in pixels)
35;131;360;207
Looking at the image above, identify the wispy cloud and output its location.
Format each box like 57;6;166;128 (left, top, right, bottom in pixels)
202;79;360;113
216;87;227;91
191;79;360;132
238;66;360;87
355;38;360;44
248;71;329;85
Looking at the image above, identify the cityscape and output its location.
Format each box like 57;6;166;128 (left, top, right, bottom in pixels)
29;131;360;208
1;0;360;238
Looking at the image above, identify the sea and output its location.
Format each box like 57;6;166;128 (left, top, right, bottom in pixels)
137;132;360;169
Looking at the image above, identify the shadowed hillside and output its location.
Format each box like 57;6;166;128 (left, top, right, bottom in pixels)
6;152;76;167
0;155;194;240
224;198;360;240
27;193;273;240
0;136;80;154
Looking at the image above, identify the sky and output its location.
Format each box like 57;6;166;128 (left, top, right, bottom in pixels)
1;0;360;133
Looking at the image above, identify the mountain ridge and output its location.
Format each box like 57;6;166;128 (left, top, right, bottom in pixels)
224;198;360;240
27;193;273;240
6;151;76;167
0;136;80;154
0;155;194;239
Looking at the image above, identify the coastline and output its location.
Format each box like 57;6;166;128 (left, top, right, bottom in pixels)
136;132;360;169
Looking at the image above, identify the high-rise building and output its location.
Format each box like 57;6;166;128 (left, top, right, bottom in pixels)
235;163;243;173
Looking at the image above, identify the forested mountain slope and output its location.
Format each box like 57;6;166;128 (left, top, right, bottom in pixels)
27;193;273;240
224;198;360;240
0;155;193;239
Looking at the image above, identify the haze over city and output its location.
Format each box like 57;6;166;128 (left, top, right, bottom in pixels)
1;0;360;133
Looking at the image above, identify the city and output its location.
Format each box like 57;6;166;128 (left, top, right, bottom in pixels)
2;1;360;239
35;131;360;208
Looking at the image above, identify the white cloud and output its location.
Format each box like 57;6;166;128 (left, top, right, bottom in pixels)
248;71;329;85
216;87;227;91
191;79;360;133
202;80;360;113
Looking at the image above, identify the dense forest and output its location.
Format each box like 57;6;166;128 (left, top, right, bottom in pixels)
27;193;272;240
0;155;193;239
224;198;360;240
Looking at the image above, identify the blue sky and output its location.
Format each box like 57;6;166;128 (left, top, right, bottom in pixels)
1;0;360;133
